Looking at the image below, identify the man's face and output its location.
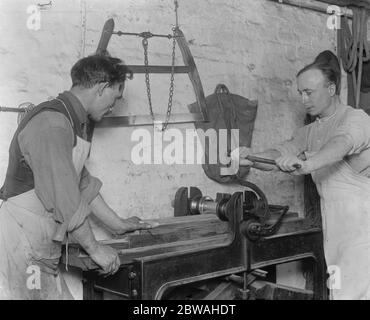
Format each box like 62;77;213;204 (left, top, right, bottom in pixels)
297;69;334;117
90;82;125;121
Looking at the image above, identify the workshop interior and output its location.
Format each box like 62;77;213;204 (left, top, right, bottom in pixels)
0;0;370;300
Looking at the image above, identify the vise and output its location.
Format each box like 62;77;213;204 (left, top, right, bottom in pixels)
63;181;327;300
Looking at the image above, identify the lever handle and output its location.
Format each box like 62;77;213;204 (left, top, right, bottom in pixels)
245;155;302;169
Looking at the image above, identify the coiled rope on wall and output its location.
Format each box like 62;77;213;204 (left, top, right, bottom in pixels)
340;7;370;108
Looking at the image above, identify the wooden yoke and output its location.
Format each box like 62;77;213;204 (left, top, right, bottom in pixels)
95;18;208;128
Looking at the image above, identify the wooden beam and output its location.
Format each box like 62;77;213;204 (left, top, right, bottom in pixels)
68;214;229;251
175;28;209;121
115;214;229;249
96;18;114;55
64;234;232;270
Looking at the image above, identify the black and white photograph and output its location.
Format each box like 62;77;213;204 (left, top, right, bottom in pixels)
0;0;370;303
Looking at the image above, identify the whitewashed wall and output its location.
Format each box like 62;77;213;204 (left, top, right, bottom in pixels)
0;0;339;299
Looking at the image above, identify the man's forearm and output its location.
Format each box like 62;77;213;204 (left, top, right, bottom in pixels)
69;218;99;255
306;135;352;172
90;193;123;233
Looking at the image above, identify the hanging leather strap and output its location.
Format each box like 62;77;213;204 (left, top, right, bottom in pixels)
214;84;239;158
215;84;238;130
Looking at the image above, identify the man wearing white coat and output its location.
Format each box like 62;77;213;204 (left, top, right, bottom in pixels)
235;51;370;299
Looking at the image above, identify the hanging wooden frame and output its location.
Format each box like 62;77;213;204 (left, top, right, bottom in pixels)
95;18;209;128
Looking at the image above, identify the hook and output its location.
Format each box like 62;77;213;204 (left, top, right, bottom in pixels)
37;1;52;9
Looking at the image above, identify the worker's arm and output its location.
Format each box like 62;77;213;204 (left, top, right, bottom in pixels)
276;135;352;174
79;167;155;234
235;125;309;172
19;112;89;237
89;193;153;235
278;110;370;174
18;111;119;274
69;218;120;275
301;135;352;173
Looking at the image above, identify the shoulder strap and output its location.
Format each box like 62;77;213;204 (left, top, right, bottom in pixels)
55;98;75;131
18;98;80;146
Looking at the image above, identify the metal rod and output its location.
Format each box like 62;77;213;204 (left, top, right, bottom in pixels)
96;112;205;128
246;155;276;165
126;65;189;74
0;106;26;113
245;155;302;169
113;31;177;39
266;0;353;18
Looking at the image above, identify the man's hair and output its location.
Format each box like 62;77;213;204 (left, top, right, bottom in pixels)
297;50;341;95
71;55;133;88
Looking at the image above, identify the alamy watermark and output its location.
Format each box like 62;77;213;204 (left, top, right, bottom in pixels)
326;5;344;30
26;265;41;290
26;3;344;32
327;265;341;290
26;5;41;31
130;126;240;175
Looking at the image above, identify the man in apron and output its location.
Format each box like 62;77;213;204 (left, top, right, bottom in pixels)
235;52;370;299
0;55;153;299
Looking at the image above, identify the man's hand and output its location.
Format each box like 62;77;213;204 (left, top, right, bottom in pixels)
113;216;158;235
275;155;308;175
90;194;159;236
89;244;121;276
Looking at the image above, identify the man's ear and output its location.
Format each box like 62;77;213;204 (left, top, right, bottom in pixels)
97;82;109;96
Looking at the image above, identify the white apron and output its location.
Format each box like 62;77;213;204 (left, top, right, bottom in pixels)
311;156;370;300
0;107;90;299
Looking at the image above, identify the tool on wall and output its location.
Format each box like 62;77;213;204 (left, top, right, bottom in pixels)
95;0;208;131
339;7;370;109
0;102;35;124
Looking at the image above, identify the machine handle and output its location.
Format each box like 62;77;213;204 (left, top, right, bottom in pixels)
245;155;302;169
0;106;26;113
